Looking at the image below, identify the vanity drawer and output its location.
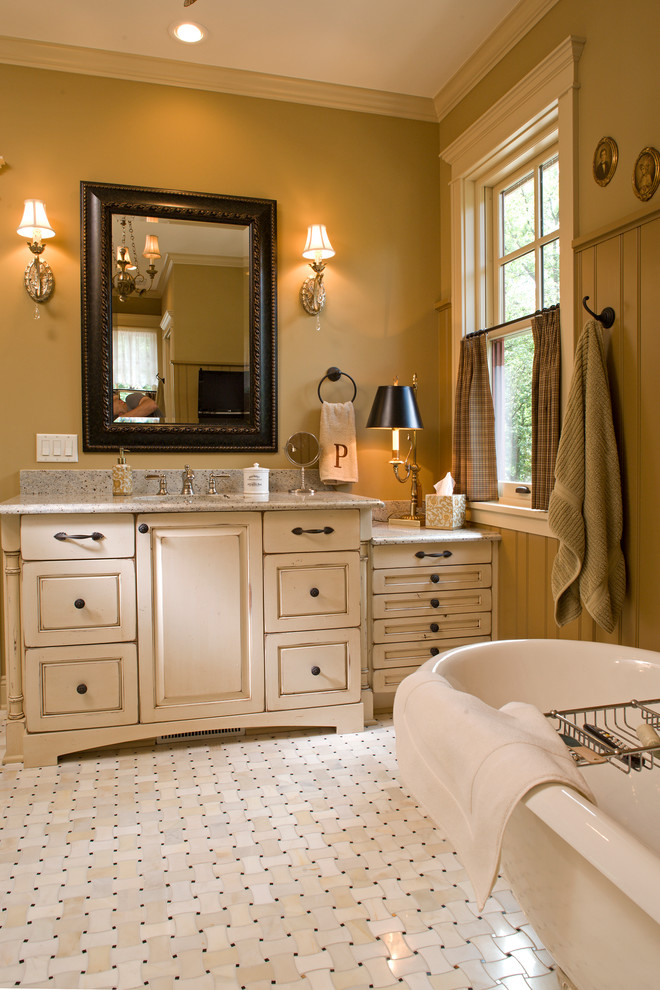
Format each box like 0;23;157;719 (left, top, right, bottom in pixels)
372;588;491;620
265;628;361;710
372;636;491;670
372;562;491;595
24;644;138;731
21;514;135;560
22;559;136;647
371;540;491;571
263;551;360;632
263;509;359;553
373;611;492;644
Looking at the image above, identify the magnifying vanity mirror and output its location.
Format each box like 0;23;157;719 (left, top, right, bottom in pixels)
285;432;320;494
81;181;277;451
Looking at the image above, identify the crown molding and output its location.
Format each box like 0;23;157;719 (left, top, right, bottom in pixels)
433;0;562;122
440;35;584;174
0;35;437;122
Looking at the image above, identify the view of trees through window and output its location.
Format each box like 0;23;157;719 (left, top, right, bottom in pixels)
491;150;559;486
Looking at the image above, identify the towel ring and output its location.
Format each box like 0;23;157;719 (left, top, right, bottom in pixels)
318;367;357;403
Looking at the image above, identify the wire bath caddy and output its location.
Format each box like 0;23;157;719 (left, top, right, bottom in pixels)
545;698;660;773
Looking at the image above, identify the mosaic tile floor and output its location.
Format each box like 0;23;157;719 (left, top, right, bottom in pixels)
0;716;559;990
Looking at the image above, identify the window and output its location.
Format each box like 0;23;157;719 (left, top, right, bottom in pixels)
489;148;559;499
442;37;581;528
113;327;159;392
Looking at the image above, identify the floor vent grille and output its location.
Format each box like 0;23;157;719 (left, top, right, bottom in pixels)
156;727;245;744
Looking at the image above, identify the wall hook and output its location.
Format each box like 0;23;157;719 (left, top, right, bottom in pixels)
582;296;615;329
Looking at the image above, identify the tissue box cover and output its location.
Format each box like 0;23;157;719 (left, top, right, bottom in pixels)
425;494;466;529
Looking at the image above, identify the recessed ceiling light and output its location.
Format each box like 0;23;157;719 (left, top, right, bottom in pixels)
171;21;206;44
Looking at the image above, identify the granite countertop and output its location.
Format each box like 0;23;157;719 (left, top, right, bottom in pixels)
371;521;500;543
0;491;383;516
0;468;383;515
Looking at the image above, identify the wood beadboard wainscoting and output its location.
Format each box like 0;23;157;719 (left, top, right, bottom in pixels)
474;525;616;645
476;204;660;651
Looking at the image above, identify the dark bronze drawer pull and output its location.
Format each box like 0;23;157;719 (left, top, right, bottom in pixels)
76;683;88;695
138;523;149;534
310;587;320;598
74;599;86;610
291;526;335;535
430;573;440;583
311;666;321;676
430;622;440;632
430;647;440;656
415;550;452;559
54;531;104;542
430;599;440;608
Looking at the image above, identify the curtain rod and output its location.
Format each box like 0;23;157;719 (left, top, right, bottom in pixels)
465;303;559;339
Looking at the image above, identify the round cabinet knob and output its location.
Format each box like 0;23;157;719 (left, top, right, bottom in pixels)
430;622;440;633
309;587;320;598
138;523;149;534
430;598;440;608
76;683;88;695
430;647;440;656
430;573;440;584
74;599;85;610
311;666;321;676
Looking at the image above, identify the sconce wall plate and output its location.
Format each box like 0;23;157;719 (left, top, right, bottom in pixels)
24;256;54;302
300;275;326;315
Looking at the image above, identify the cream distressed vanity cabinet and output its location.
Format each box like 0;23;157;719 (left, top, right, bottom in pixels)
368;523;499;710
1;496;376;767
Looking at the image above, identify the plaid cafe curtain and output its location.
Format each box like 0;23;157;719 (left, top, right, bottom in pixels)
531;305;561;510
452;333;498;501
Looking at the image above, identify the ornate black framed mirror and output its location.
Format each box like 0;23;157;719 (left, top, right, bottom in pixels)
81;181;277;451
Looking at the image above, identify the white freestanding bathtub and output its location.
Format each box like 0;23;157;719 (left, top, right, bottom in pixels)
394;639;660;990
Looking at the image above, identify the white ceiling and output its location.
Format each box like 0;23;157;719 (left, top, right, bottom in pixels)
0;0;557;117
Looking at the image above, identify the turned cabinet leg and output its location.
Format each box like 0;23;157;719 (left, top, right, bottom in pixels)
3;540;24;723
359;541;374;723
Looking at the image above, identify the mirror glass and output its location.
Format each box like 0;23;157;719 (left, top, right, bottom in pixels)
285;432;320;467
81;181;277;452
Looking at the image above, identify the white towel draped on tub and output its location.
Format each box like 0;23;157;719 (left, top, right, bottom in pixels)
319;401;358;484
548;319;626;633
394;668;594;910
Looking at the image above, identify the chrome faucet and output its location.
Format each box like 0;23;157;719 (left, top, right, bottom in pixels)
181;464;195;495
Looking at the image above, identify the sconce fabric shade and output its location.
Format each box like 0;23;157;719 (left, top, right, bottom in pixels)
143;234;161;259
116;245;136;270
17;200;55;239
302;224;335;261
366;385;424;430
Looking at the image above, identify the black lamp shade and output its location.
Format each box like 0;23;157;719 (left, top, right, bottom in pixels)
366;385;423;430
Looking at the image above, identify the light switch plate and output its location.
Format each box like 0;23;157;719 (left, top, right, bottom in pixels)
36;434;79;462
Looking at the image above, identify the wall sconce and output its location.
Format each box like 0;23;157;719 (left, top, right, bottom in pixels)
142;233;161;283
367;375;424;523
17;199;55;312
300;224;335;329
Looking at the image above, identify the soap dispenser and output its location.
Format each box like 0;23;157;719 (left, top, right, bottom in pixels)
112;447;133;496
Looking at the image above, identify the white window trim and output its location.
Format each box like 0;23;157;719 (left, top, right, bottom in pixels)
441;35;584;534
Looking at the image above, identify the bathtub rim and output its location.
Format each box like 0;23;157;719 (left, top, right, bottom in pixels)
428;638;660;928
521;782;660;927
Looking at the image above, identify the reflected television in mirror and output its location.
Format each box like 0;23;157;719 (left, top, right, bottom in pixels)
81;181;277;451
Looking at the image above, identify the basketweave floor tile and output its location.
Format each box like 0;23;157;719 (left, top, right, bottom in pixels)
0;716;559;989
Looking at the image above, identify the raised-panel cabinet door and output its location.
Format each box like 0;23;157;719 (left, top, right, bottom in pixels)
137;512;264;722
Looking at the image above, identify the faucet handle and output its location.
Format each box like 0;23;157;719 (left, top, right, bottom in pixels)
146;472;168;495
208;472;230;495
